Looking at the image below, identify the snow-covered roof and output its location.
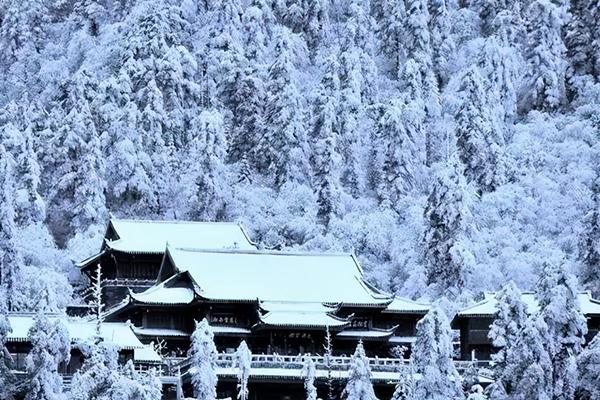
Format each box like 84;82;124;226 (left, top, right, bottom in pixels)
257;302;350;329
106;218;256;254
130;280;195;305
210;326;251;336
383;297;431;314
389;336;417;344
131;326;189;338
167;248;392;306
336;327;396;341
456;291;600;318
133;345;162;363
7;314;144;350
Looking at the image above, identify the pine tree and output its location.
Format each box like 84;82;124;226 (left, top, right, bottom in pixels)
0;290;15;399
536;261;587;400
15;118;46;225
25;313;70;400
0;0;49;65
200;0;244;108
69;341;120;400
477;36;519;122
375;0;406;78
188;110;230;221
99;75;156;215
522;0;567;112
72;0;106;36
235;340;251;400
422;159;473;298
577;335;600;400
391;367;413;400
410;307;464;400
580;170;600;297
0;144;24;310
324;325;335;400
405;0;432;70
311;53;341;228
189;318;218;400
49;76;107;234
564;0;600;86
258;27;310;187
455;67;505;193
343;341;377;400
488;282;529;397
338;0;378;195
501;316;553;400
302;355;317;400
374;97;425;206
428;0;454;86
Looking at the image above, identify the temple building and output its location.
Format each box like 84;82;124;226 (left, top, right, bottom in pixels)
451;291;600;360
76;218;256;306
104;246;430;359
66;218;600;399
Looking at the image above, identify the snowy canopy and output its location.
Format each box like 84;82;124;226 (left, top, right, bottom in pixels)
455;291;600;318
164;247;392;305
6;314;148;350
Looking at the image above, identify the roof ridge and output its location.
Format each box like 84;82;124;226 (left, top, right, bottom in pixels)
112;217;242;226
171;247;354;258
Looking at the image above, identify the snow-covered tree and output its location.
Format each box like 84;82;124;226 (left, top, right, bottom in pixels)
0;143;24;310
188;110;230;221
522;0;567;112
69;341;120;400
488;282;529;397
375;0;406;78
302;355;317;400
564;0;600;87
323;325;335;400
410;307;464;400
25;313;70;400
422;159;473;298
428;0;454;86
455;67;505;193
499;316;553;400
0;290;14;399
189;318;218;400
373;97;426;205
311;53;341;227
343;341;377;400
577;334;600;400
391;366;413;400
257;27;310;187
536;261;587;400
235;340;251;400
580;171;600;297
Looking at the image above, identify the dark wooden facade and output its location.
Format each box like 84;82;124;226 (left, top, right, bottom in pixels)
453;314;600;361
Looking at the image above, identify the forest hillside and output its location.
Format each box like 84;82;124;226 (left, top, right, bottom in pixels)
1;0;600;310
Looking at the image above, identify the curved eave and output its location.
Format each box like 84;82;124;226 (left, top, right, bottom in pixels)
253;321;351;331
75;250;105;269
381;309;429;315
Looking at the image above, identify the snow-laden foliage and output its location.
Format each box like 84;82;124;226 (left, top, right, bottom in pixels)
301;355;317;400
410;307;464;400
189;318;218;400
577;335;600;399
25;312;70;400
235;340;252;400
0;0;599;371
342;341;378;400
69;342;161;400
